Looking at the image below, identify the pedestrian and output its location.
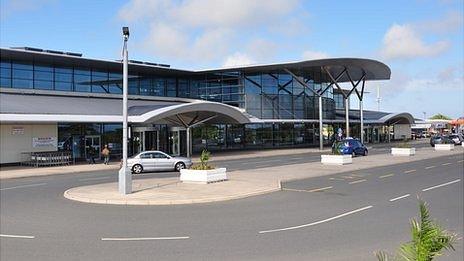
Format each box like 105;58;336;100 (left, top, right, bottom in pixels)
88;146;96;164
102;145;110;165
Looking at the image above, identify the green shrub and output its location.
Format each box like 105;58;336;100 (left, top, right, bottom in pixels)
376;200;457;261
397;138;411;148
191;149;215;170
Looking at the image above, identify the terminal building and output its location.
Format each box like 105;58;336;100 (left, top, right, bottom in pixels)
0;47;414;164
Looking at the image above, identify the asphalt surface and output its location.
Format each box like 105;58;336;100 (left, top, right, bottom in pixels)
0;146;462;261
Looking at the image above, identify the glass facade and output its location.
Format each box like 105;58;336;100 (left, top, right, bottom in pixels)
1;53;354;158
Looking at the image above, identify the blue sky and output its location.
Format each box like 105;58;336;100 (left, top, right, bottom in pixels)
1;0;463;119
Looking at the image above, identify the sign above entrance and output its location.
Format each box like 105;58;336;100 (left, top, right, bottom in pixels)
32;137;57;148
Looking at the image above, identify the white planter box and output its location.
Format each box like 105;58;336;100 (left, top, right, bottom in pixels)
462;143;464;148
391;147;415;156
434;144;455;151
321;154;352;165
180;168;227;184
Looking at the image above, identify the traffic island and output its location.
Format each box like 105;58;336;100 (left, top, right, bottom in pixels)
64;176;278;205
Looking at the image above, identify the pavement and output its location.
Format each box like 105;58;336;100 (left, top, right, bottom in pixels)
63;143;464;205
1;151;462;261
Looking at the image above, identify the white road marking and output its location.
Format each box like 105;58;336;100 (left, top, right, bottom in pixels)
0;183;47;191
329;177;345;181
379;174;395;179
78;176;111;181
101;236;189;241
404;169;417;174
441;163;451;166
282;186;333;193
259;205;373;234
291;157;304;160
422;179;461;192
0;234;35;239
349;179;367;184
389;194;410;202
425;166;436;169
458;160;463;163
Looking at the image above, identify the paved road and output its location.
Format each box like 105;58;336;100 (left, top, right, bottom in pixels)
1;149;462;260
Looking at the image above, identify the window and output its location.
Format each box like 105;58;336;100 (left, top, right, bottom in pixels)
153;152;169;159
0;59;11;88
74;68;91;92
91;70;108;93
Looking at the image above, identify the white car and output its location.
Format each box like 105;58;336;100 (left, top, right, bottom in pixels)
127;151;193;174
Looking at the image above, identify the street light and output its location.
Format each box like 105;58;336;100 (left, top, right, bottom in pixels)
118;26;132;195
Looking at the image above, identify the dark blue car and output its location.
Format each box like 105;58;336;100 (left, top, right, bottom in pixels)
332;138;368;156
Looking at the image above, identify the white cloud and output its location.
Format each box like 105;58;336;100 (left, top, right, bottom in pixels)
222;52;255;67
118;0;304;66
417;11;463;34
380;24;450;60
302;50;330;60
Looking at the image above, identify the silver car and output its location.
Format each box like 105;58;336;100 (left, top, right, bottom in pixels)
127;151;192;174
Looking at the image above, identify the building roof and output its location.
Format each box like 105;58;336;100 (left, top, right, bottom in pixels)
335;109;415;124
0;91;253;125
1;47;390;82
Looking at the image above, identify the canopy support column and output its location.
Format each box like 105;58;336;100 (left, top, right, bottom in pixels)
359;99;364;143
186;127;191;158
319;96;324;150
345;97;350;137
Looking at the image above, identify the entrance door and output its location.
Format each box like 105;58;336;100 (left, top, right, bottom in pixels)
85;135;101;160
132;131;144;155
169;130;180;156
144;131;158;151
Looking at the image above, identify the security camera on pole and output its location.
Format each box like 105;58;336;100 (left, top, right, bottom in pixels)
118;26;132;195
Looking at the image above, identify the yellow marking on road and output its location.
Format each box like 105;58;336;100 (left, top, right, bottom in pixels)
379;173;395;179
441;162;451;166
349;179;367;184
425;166;436;169
404;169;417;174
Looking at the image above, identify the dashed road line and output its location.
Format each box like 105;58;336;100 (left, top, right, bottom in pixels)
425;166;436;169
404;169;417;174
329;177;345;181
258;205;373;234
0;183;47;191
422;179;461;192
308;186;333;192
458;160;463;163
101;236;190;241
349;179;367;184
389;194;410;202
441;162;451;166
379;174;395;179
0;234;35;239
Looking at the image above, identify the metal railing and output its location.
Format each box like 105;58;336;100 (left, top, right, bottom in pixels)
21;151;73;167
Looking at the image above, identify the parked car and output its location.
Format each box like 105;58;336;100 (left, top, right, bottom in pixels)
126;151;193;174
429;135;454;147
448;134;463;145
332;138;368;156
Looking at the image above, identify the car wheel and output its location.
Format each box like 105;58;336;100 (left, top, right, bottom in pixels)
132;164;143;174
175;162;186;172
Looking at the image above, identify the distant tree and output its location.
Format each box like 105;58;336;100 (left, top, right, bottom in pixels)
429;114;451;120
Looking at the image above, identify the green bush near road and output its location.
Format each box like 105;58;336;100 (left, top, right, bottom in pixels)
376;200;457;261
191;149;215;170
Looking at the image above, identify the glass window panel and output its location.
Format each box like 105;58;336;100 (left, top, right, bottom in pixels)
55;72;72;82
0;77;11;88
12;61;32;70
34;64;53;72
139;78;153;95
74;73;91;92
154;78;165;96
0;60;11;68
166;78;176;97
0;67;11;78
55;67;73;74
74;68;90;75
34;70;53;81
75;83;90;92
128;77;139;95
34;80;53;90
12;79;33;89
55;81;72;91
12;69;33;79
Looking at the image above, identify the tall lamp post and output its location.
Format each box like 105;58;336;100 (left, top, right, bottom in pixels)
118;26;132;195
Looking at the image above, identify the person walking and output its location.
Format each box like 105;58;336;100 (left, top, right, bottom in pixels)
102;145;110;165
88;146;96;164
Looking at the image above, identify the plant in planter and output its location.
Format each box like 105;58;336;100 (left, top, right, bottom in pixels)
180;149;227;184
321;141;353;165
391;138;415;156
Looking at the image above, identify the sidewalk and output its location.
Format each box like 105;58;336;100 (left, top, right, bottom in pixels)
64;145;463;205
0;139;428;180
